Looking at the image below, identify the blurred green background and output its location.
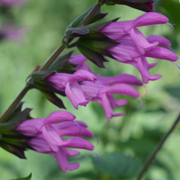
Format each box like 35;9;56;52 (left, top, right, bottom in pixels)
1;0;180;179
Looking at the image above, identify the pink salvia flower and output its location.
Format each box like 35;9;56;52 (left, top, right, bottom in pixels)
69;54;92;72
16;111;94;173
46;70;96;109
61;55;142;119
46;59;142;119
108;38;178;83
80;74;141;119
99;12;179;83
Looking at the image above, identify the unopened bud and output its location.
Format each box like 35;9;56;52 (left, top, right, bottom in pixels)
107;0;156;12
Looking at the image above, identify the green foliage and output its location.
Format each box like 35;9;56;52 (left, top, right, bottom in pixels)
10;173;32;180
164;87;180;100
91;153;141;179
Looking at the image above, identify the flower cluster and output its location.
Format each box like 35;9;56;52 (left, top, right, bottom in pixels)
19;11;178;173
99;12;178;84
16;111;94;173
45;56;142;119
1;3;179;175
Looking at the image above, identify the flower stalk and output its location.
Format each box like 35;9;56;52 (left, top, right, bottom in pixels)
0;86;30;123
136;112;180;180
0;0;104;123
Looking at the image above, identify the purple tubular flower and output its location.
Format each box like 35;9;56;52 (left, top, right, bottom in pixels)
46;60;141;119
69;54;92;72
81;80;140;120
99;12;179;83
108;39;178;83
64;54;142;119
16;111;94;173
46;70;97;109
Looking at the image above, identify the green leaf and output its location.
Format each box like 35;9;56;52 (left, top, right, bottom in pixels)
79;38;118;58
65;28;89;38
40;90;66;109
31;71;55;82
47;51;74;72
117;128;164;160
91;152;141;179
89;13;108;24
67;4;100;28
10;173;32;180
0;141;27;159
77;45;107;68
164;86;180;100
82;17;119;32
31;71;59;92
7;108;32;123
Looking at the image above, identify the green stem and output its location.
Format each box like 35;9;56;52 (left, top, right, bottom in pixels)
0;86;30;123
0;1;104;123
136;112;180;180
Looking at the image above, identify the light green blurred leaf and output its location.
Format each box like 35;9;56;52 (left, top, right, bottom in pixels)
91;153;141;179
164;87;180;100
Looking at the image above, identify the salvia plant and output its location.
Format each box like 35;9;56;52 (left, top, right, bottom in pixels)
0;0;180;179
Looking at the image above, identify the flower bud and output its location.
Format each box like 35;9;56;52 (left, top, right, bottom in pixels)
107;0;155;12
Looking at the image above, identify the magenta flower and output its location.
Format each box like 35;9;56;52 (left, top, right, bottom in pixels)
16;111;94;173
46;60;142;119
99;12;179;83
0;22;26;43
100;12;168;52
80;74;141;119
108;38;178;83
58;55;142;119
69;54;91;72
46;70;96;109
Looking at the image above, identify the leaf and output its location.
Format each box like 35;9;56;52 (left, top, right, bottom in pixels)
47;51;74;72
79;38;118;58
84;17;119;32
91;152;141;179
40;90;66;109
118;128;164;160
164;86;180;100
10;173;32;180
65;28;89;38
67;4;100;28
31;71;59;92
89;13;108;24
77;45;107;68
7;108;32;123
0;141;27;159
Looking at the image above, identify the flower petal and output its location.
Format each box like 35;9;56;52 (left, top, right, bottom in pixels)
145;47;179;61
65;82;90;109
44;111;76;125
147;35;171;47
62;137;94;150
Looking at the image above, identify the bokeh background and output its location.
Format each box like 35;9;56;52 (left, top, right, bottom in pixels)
1;0;180;179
